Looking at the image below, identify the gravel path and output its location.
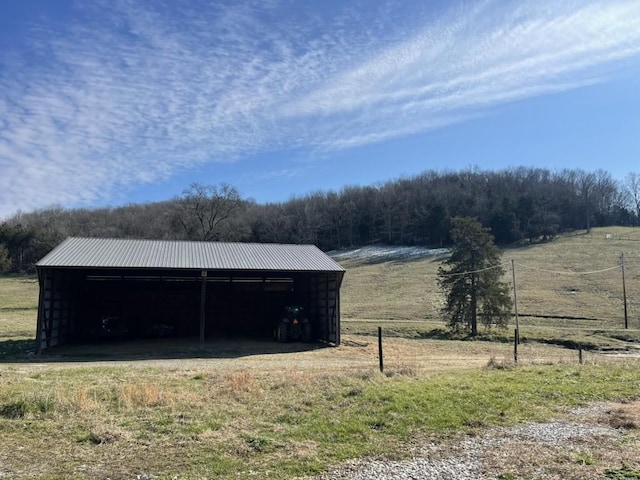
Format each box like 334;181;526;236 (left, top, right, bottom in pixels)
303;405;627;480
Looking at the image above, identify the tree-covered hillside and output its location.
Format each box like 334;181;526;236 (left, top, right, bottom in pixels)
2;167;639;272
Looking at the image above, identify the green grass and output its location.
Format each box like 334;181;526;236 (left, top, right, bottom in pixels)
605;463;640;479
1;361;639;478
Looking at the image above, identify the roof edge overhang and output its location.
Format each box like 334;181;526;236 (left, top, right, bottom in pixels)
35;265;345;274
36;237;346;273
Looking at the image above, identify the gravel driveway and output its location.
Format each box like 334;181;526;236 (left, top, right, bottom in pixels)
304;404;640;480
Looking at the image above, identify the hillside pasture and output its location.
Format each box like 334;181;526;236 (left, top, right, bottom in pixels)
339;226;640;349
1;228;640;478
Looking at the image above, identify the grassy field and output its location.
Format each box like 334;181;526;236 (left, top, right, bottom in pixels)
0;275;38;340
341;226;640;323
1;227;640;479
340;226;640;349
1;360;640;479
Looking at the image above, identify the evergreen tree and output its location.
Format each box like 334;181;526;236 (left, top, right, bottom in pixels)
438;217;512;335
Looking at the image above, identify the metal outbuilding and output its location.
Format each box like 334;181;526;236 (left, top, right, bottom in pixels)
35;237;345;352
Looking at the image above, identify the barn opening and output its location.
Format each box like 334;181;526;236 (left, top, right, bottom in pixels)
35;238;345;352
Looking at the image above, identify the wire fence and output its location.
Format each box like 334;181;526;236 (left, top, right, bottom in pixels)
438;251;637;329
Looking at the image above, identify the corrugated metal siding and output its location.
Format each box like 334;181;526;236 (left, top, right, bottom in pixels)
36;237;345;272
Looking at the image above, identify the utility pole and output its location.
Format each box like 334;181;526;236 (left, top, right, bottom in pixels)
620;253;628;329
511;259;520;343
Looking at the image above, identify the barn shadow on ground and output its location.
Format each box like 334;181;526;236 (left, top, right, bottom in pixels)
0;339;36;359
0;337;330;363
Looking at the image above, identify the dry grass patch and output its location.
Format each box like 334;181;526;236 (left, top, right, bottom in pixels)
115;382;167;408
339;256;444;322
606;400;640;430
224;370;260;394
339;227;640;332
0;274;38;340
73;386;103;412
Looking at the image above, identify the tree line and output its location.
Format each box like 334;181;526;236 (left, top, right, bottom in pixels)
2;167;640;273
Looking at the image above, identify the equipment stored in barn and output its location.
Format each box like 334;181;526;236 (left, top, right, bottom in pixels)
275;306;312;342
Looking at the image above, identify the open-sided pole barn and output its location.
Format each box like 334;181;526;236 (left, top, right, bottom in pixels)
35;238;345;352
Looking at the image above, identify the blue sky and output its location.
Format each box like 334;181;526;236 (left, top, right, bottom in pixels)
1;0;640;218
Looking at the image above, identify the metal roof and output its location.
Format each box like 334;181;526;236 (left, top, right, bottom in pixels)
36;237;345;272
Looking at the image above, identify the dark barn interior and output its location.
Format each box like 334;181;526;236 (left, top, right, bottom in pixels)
35;238;344;352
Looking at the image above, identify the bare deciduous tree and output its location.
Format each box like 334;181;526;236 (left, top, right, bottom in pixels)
176;183;243;241
623;172;640;225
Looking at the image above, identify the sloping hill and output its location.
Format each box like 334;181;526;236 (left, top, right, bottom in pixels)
332;227;640;346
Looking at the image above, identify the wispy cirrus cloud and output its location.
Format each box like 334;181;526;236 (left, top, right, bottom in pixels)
1;0;639;217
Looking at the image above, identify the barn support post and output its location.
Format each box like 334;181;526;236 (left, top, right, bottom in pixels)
326;273;330;342
199;270;207;349
45;271;54;349
335;272;344;346
335;287;341;346
35;269;45;354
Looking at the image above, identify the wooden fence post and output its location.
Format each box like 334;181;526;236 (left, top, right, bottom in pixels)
378;327;384;373
579;346;584;365
621;253;629;329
